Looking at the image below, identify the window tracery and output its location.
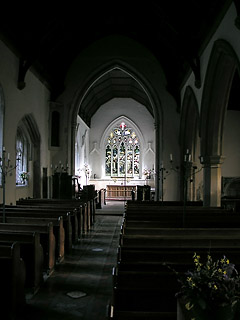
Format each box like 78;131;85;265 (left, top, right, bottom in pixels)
105;122;140;177
16;128;29;185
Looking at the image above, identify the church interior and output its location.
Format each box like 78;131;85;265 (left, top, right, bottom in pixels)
0;0;240;319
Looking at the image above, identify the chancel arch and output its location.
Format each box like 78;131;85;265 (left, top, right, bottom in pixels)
200;39;240;206
70;58;162;198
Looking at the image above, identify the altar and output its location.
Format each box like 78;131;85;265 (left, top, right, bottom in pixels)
106;185;136;200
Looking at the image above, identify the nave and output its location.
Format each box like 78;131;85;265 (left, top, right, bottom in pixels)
16;201;124;320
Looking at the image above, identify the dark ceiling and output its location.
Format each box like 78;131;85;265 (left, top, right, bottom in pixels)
0;0;235;117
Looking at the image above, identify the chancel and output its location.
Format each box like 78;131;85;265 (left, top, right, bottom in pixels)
0;1;240;319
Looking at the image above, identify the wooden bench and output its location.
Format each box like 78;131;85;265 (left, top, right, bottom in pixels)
0;231;44;294
124;206;231;216
96;188;106;209
112;246;240;319
120;233;240;248
126;200;203;207
122;214;240;229
124;201;231;218
13;202;85;241
110;201;240;318
17;197;93;234
121;226;240;236
0;208;72;253
0;241;26;319
113;214;240;318
113;245;240;319
1;216;65;263
0;222;55;275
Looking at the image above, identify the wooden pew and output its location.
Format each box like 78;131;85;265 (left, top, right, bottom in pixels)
112;246;240;319
126;200;203;207
0;216;64;263
122;214;240;228
113;244;240;319
0;231;44;294
117;246;240;268
120;233;240;248
124;206;231;215
13;202;84;241
121;226;240;236
96;188;106;209
0;222;55;275
0;241;26;319
113;207;240;319
16;197;93;234
0;208;72;253
111;286;177;319
124;201;231;217
110;262;178;319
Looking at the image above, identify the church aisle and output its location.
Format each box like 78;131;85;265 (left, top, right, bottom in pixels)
18;201;124;320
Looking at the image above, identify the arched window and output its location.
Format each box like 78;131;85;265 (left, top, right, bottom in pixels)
16;128;29;185
105;122;140;177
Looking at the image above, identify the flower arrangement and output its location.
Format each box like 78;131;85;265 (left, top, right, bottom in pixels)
83;163;90;177
143;168;153;179
19;171;29;183
176;252;240;319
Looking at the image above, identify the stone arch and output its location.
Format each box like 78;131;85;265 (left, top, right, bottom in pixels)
69;60;163;199
200;39;239;156
18;114;41;198
200;39;240;206
180;86;201;201
180;86;200;161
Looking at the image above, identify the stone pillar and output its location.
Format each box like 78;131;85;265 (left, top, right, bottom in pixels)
201;155;224;207
154;122;160;201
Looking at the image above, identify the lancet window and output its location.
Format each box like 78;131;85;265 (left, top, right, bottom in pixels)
16;128;29;185
105;122;140;177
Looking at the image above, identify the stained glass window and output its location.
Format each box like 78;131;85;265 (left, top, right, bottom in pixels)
105;122;140;177
16;128;29;185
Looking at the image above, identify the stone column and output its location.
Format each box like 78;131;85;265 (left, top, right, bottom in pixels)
201;155;225;207
154;122;160;201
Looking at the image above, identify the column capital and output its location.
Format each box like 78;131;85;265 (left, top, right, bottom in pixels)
199;155;225;167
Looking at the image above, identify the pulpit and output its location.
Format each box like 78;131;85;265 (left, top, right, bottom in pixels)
136;185;151;201
52;172;74;199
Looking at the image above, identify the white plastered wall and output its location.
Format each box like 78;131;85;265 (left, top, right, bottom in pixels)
75;115;90;188
88;98;154;190
0;39;50;204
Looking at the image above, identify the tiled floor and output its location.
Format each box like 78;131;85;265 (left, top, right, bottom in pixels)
18;201;124;320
